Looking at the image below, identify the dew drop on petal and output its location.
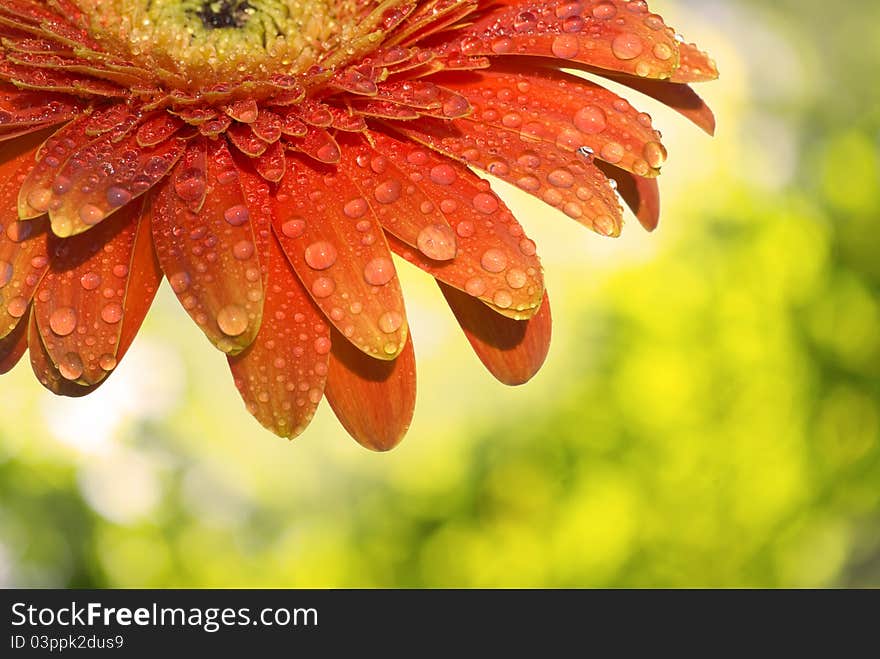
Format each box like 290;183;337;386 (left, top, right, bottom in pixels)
363;257;394;286
99;353;118;371
611;32;644;60
311;276;336;298
304;241;338;270
49;306;77;336
281;218;305;238
169;271;191;293
417;224;457;261
7;296;27;318
224;204;250;226
58;352;84;381
217;304;249;336
373;180;401;204
465;277;487;297
314;336;331;355
101;303;123;324
378;310;403;334
79;204;104;226
233;240;255;261
472;192;499;215
481;248;508;273
106;186;132;208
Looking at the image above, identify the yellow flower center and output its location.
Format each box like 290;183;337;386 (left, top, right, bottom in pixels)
73;0;386;89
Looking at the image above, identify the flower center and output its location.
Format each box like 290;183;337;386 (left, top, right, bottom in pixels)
74;0;371;89
195;0;254;30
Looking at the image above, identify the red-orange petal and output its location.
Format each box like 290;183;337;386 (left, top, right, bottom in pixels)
436;66;667;177
596;162;660;232
339;134;457;260
272;154;409;360
33;197;154;385
441;284;551;386
452;0;680;80
0;307;27;373
368;128;544;318
670;41;719;83
228;233;331;439
324;328;416;451
152;137;264;355
1;130;50;338
27;308;100;396
609;76;716;136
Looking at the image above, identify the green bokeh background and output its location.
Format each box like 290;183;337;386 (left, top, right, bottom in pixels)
2;0;879;587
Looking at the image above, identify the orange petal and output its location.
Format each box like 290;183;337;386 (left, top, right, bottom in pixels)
228;233;330;439
272;154;409;360
33;197;155;386
0;307;28;374
437;66;667;177
451;0;680;80
28;308;100;397
324;328;416;451
0;84;81;135
596;162;661;232
368;129;544;319
609;76;716;136
441;283;551;386
392;115;623;236
45;129;184;237
670;41;719;83
1;131;51;339
339;134;457;261
152;138;264;355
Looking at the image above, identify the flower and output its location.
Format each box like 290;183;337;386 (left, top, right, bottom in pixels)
0;0;717;450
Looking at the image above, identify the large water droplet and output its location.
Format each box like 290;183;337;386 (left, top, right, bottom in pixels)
363;257;394;286
304;241;338;270
217;304;249;336
49;306;77;336
417;224;457;261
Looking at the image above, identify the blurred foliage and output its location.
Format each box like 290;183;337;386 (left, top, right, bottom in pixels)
1;0;879;587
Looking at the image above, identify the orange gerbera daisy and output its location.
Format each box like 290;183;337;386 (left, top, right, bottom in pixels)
0;0;716;449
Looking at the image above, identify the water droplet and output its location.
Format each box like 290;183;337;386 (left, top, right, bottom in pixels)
363;257;395;286
49;306;77;336
472;192;499;214
429;164;457;185
27;188;52;212
281;218;305;238
7;296;27;318
314;336;331;354
493;290;513;309
373;180;401;204
169;271;191;293
343;198;368;219
311;276;335;298
99;353;118;371
304;241;338;270
106;186;132;208
58;352;84;381
217;304;249;336
573;105;608;134
417;224;457;261
611;32;644;60
80;272;101;290
465;277;487;297
233;240;255;261
506;269;527;289
378;310;403;334
224;204;250;226
481;248;508;273
101;303;123;324
79;204;103;226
